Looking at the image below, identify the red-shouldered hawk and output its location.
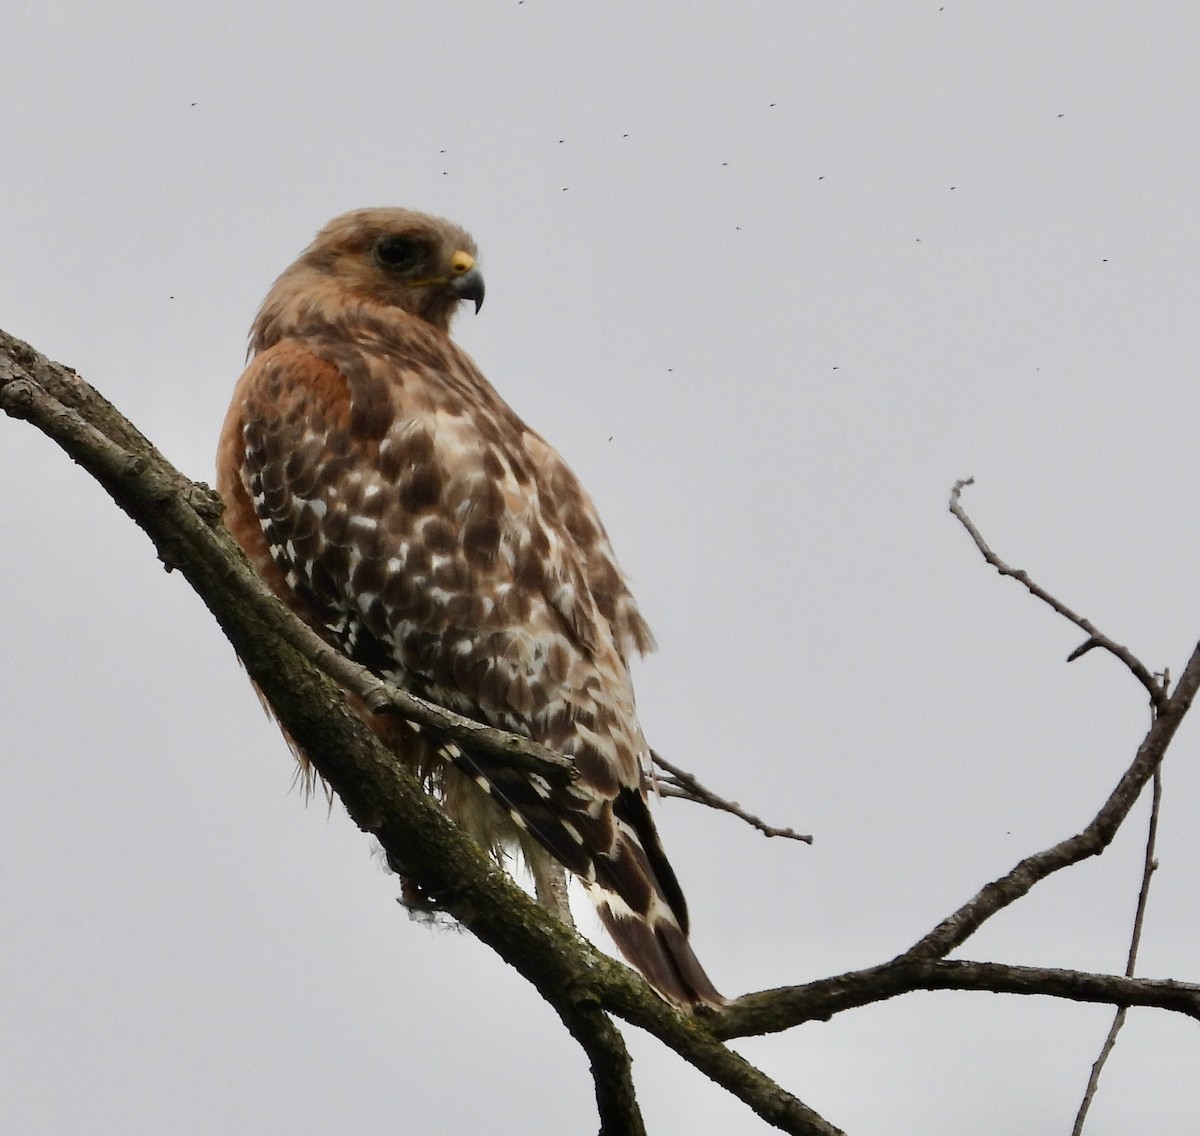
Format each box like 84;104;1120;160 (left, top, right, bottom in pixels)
216;208;722;1006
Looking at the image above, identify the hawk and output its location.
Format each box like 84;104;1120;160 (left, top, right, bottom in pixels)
216;208;722;1006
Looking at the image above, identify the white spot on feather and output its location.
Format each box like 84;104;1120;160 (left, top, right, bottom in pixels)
586;882;675;928
507;810;528;831
560;819;584;845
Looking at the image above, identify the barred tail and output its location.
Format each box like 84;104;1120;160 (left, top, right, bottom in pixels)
437;736;724;1006
585;788;724;1007
587;881;724;1006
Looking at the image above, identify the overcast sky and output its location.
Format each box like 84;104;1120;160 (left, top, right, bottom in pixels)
3;3;1200;1133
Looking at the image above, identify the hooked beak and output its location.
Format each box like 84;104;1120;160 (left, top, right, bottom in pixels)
450;267;485;313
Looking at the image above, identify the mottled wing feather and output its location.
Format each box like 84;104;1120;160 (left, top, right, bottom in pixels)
232;337;640;804
237;341;624;729
522;431;656;666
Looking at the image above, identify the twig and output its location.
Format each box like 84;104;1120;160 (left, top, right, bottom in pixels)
949;478;1164;708
1071;762;1164;1135
651;750;813;843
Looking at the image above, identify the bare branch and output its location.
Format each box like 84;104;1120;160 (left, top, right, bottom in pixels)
1126;764;1163;973
895;642;1200;962
1072;1007;1128;1136
360;667;577;784
651;750;812;843
949;478;1165;707
715;958;1200;1041
601;986;847;1136
892;482;1198;961
1071;764;1165;1135
555;1000;647;1136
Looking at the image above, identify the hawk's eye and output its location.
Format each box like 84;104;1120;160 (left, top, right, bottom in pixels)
374;235;425;272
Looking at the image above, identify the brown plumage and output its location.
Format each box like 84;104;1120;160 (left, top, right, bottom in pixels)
216;207;722;1006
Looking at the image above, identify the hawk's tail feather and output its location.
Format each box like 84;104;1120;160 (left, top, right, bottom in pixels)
588;882;725;1007
434;734;724;1007
587;796;725;1007
433;736;600;876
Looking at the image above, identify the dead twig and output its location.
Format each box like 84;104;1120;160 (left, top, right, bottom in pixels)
949;478;1164;709
1071;756;1165;1135
893;485;1195;963
651;750;812;843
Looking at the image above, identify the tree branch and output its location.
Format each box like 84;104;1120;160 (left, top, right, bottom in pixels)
715;959;1200;1041
555;998;647;1136
0;327;845;1135
893;650;1199;962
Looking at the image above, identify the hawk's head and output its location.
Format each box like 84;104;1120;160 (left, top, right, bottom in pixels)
252;208;485;348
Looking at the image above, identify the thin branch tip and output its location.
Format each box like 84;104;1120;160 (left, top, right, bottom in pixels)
947;477;1164;706
1067;637;1101;662
650;750;812;843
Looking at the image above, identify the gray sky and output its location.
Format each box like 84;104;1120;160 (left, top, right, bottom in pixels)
3;3;1199;1132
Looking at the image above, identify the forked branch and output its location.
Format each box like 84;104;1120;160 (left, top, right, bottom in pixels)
910;481;1193;963
949;478;1164;708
